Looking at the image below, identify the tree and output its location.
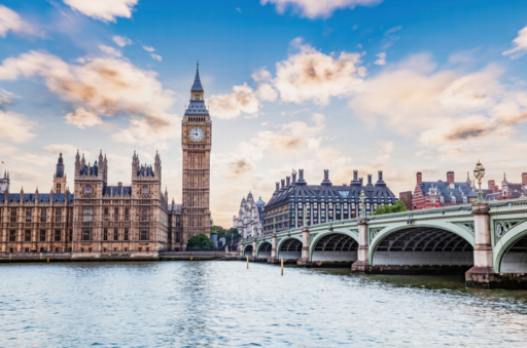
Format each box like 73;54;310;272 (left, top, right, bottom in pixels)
186;234;213;251
373;200;407;215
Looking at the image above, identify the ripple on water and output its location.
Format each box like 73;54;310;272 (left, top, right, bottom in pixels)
0;261;526;347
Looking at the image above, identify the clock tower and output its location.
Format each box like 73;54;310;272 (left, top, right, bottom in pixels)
181;64;212;248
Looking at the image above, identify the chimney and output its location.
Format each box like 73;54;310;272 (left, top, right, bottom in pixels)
275;182;280;192
488;179;497;192
286;176;291;186
447;171;455;185
281;179;285;190
376;170;385;185
367;174;373;186
353;170;358;182
297;169;306;185
522;172;527;186
321;169;332;186
292;171;297;184
359;177;364;186
416;172;423;186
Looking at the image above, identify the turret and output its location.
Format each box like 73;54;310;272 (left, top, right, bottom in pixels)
0;170;10;193
53;153;67;194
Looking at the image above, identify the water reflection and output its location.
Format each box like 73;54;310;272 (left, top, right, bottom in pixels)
0;261;526;347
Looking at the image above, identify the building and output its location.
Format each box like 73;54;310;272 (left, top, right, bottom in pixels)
0;66;211;256
411;171;476;210
263;169;396;234
485;173;527;201
399;191;413;210
233;192;265;239
181;64;212;246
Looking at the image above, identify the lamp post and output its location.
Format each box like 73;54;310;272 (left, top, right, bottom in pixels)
359;189;367;220
473;160;485;203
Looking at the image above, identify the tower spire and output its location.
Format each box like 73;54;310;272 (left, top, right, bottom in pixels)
191;61;204;93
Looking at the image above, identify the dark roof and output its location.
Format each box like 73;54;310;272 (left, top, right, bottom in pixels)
103;185;132;197
266;180;396;209
1;193;74;203
420;181;476;204
191;64;204;92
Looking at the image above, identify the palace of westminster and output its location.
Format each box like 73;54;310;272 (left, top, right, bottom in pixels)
0;67;212;257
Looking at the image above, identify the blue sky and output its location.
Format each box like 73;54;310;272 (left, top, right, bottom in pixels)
1;0;527;225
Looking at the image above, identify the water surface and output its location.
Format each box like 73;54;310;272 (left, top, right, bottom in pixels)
0;261;526;347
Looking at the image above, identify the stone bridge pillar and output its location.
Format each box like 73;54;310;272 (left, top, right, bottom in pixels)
466;203;498;287
352;219;369;272
297;227;310;265
269;234;277;263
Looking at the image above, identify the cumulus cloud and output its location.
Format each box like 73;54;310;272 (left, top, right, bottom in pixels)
503;26;527;58
0;111;35;143
141;45;162;62
349;53;527;151
209;83;260;119
0;50;176;144
0;5;35;37
112;35;132;47
261;0;382;19
150;53;162;62
65;107;103;128
63;0;138;22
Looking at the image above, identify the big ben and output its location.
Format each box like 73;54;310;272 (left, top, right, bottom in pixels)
181;64;212;248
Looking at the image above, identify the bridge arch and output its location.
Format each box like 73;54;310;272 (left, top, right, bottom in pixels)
243;244;253;257
494;221;527;273
309;230;358;264
256;241;272;259
277;236;303;261
369;222;474;269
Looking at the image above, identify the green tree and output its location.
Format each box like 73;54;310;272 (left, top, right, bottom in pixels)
186;234;214;251
373;200;407;215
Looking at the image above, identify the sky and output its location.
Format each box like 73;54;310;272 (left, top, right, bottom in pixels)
1;0;527;226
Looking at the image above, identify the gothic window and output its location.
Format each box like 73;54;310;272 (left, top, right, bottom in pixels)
54;208;62;223
114;208;119;222
54;229;61;242
139;229;149;241
9;229;16;242
140;208;149;222
124;208;130;221
25;208;32;223
82;207;93;223
40;208;47;223
10;208;17;223
104;207;109;221
39;229;46;242
124;228;129;241
55;183;61;192
24;229;31;242
82;229;91;241
103;228;108;241
113;228;119;241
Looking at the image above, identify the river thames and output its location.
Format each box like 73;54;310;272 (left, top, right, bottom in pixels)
0;261;526;347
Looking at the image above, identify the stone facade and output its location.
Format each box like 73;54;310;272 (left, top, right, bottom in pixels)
0;67;211;256
233;192;265;240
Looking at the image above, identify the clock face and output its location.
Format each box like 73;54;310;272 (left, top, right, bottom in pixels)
189;127;204;142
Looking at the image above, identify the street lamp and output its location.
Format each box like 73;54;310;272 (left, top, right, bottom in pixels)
473;160;485;203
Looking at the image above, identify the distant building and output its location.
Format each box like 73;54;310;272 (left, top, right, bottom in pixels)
485;173;527;201
412;171;477;210
233;192;265;239
399;191;413;210
263;169;397;234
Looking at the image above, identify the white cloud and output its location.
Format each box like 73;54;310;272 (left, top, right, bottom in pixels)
209;83;260;119
374;52;386;66
141;45;162;62
63;0;138;22
0;110;35;143
270;39;366;104
142;45;155;53
112;35;132;47
503;26;527;58
0;5;35;37
98;44;122;58
65;107;103;128
0;50;176;144
261;0;382;19
151;53;162;62
43;143;82;157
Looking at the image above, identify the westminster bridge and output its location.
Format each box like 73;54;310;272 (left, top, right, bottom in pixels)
241;199;527;287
